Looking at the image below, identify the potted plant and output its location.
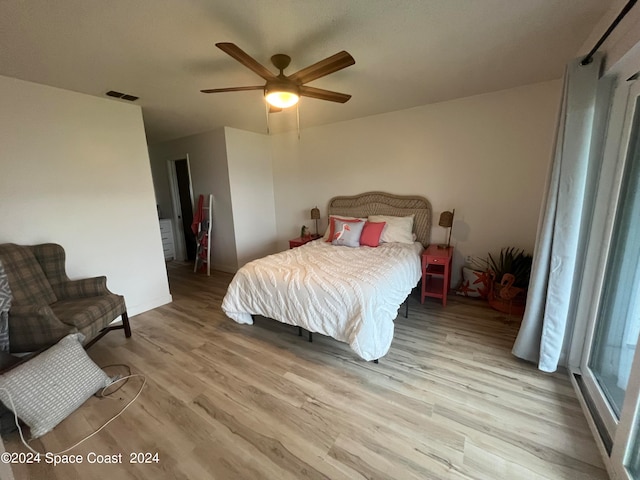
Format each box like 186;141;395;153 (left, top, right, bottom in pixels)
474;247;533;315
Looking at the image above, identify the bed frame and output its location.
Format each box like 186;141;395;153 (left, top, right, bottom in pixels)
254;192;432;363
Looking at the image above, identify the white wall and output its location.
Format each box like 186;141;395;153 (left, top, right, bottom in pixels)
271;80;562;286
0;75;171;315
225;127;278;267
148;128;238;273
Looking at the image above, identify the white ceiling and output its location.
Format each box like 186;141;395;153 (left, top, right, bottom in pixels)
0;0;613;144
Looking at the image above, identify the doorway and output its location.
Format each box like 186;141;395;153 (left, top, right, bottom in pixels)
167;156;197;261
575;76;640;478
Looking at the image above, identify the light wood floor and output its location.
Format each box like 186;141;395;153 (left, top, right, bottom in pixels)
5;262;608;479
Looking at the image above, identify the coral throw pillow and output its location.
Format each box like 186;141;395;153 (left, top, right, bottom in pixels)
359;221;386;247
456;267;491;298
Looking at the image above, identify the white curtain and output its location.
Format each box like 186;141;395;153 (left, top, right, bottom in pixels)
512;56;602;372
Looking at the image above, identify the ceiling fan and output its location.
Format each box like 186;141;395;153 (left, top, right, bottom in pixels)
201;43;355;112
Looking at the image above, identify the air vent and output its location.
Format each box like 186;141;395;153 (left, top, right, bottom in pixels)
105;90;139;102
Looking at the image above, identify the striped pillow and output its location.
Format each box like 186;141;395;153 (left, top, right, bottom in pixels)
0;333;111;438
0;261;11;352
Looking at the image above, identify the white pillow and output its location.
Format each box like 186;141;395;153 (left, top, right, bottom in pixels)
322;215;366;241
368;214;415;244
0;333;111;438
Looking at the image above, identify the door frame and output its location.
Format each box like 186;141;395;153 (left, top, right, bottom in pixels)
612;347;640;479
576;77;636;437
571;75;640;479
609;78;640;480
167;155;195;262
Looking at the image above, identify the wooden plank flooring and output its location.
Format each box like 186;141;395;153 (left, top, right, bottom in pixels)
5;262;608;479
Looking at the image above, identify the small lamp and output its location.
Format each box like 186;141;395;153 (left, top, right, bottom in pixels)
310;207;320;235
438;209;455;249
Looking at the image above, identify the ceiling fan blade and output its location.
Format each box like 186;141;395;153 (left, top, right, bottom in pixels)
269;106;283;113
299;86;351;103
216;42;277;81
200;86;264;93
288;51;355;84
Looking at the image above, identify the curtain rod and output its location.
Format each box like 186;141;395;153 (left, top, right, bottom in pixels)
581;0;638;66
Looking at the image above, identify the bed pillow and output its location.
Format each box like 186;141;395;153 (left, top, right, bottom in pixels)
368;214;415;244
456;267;491;298
0;333;112;438
359;221;386;247
323;215;366;242
331;219;365;247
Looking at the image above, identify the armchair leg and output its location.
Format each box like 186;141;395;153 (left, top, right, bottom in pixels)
122;311;132;338
83;310;132;350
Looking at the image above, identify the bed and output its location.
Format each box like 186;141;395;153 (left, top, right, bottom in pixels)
221;192;432;361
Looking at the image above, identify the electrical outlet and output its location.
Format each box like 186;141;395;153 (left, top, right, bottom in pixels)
465;255;473;264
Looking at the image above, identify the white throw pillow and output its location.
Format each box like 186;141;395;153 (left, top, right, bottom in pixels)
368;214;415;244
456;267;491;298
0;333;111;438
331;219;365;247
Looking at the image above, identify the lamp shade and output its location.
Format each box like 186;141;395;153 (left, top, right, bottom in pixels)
437;209;455;249
438;210;454;228
310;207;320;220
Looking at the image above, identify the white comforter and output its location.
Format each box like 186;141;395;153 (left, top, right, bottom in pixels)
221;240;423;360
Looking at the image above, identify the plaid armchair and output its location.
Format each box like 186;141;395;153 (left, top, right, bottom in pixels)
0;243;131;353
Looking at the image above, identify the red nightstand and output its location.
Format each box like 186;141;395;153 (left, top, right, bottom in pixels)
421;244;454;306
289;234;322;249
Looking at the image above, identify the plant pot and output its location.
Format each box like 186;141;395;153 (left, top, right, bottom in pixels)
488;280;526;316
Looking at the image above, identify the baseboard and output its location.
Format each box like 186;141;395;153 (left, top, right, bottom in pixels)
126;294;173;317
212;263;237;274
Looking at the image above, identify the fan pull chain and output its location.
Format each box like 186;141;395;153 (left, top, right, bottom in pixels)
296;102;300;140
265;103;271;134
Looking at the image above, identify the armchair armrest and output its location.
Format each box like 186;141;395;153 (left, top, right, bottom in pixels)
8;305;76;353
53;276;111;299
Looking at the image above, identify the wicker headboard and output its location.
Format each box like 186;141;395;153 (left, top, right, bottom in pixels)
327;192;431;246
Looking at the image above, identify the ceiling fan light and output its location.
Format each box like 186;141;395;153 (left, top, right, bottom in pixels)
265;90;299;109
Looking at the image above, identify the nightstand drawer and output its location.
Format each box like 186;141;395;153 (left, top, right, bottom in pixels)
426;256;443;264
